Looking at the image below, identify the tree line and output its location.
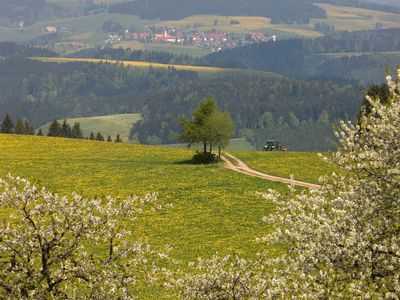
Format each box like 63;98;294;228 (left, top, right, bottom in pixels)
202;28;400;83
47;119;123;142
313;0;400;14
0;114;122;143
0;0;105;26
67;28;400;85
69;47;197;67
0;56;365;151
108;0;326;24
0;113;35;135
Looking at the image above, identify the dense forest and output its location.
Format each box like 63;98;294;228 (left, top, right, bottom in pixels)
0;0;61;25
108;0;326;24
68;47;196;66
130;74;364;150
0;42;57;58
69;29;400;85
202;28;400;83
1;0;399;27
0;56;198;126
0;0;105;25
0;52;366;151
313;0;400;14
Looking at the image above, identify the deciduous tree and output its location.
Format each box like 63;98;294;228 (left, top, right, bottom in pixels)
180;97;234;156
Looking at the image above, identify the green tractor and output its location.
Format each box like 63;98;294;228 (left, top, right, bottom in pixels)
263;140;287;151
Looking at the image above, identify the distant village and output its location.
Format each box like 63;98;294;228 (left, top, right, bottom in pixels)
106;28;277;52
39;23;277;52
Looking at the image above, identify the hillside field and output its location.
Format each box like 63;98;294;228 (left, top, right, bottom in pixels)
2;3;400;56
32;57;282;78
0;134;330;297
163;138;257;152
234;151;338;184
38;113;141;142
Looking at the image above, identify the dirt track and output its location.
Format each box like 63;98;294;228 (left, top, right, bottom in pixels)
221;153;321;189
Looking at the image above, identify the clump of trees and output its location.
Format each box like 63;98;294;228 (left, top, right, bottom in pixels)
48;119;83;139
0;113;35;135
0;115;124;143
180;97;234;163
172;72;400;297
0;175;169;298
47;120;123;142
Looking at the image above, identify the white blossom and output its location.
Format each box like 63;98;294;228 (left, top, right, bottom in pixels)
0;175;168;299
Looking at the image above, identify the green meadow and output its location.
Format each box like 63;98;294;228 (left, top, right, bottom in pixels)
38;113;141;142
0;134;330;296
234;151;338;184
0;134;291;259
33;57;283;79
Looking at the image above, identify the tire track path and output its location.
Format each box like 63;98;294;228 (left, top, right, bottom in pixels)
221;152;321;189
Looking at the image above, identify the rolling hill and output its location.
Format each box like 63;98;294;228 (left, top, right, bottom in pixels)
33;56;283;78
0;133;330;296
37;113;141;142
202;28;400;83
0;134;280;295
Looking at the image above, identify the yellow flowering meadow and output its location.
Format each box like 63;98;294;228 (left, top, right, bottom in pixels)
0;134;291;261
234;151;338;184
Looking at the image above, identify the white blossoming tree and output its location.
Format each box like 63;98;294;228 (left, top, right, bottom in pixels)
0;175;168;299
174;71;400;299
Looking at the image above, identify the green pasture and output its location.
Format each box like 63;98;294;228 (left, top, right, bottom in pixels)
0;134;289;261
114;41;211;57
0;13;152;44
311;3;400;32
37;113;141;142
33;57;283;79
163;138;256;152
234;151;338;184
0;134;332;297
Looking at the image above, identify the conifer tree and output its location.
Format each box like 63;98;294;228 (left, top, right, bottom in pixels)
24;120;35;135
0;113;14;134
115;133;122;143
96;132;104;141
89;131;95;140
37;129;43;136
71;122;83;139
107;135;112;142
61;120;72;138
14;119;26;134
47;120;61;137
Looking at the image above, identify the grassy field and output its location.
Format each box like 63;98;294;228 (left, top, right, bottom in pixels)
32;56;282;79
161;15;322;38
158;5;400;38
0;134;303;297
2;3;400;56
234;151;338;184
37;113;141;142
311;3;400;32
114;41;211;57
164;138;256;152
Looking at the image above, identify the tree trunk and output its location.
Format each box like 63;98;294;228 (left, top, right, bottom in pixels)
218;146;221;161
203;141;207;154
